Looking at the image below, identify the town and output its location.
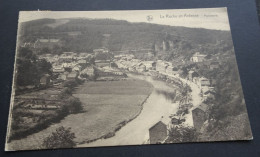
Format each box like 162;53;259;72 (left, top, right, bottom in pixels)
7;17;251;151
13;42;222;145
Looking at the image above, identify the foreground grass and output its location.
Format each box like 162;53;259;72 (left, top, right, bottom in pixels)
7;79;153;150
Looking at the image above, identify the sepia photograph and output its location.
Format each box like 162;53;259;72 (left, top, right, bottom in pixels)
5;8;253;151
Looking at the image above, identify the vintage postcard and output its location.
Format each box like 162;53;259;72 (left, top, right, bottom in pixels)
5;8;253;151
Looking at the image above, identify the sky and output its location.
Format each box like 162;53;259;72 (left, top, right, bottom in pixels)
19;8;230;31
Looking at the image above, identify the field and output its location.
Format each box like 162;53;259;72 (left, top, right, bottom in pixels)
74;79;153;95
7;79;153;150
72;79;154;143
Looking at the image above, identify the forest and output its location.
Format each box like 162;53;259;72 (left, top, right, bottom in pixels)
19;18;232;58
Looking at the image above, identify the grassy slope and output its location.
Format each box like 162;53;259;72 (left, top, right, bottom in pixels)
7;79;153;150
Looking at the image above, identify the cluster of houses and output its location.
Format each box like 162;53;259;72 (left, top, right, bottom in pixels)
95;66;125;81
38;50;219;143
115;52;219;102
39;52;95;85
188;53;220;133
115;54;156;73
114;54;184;77
190;52;207;62
188;71;216;101
39;48;128;84
142;52;221;143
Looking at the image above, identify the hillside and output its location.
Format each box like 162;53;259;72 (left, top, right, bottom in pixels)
19;18;233;59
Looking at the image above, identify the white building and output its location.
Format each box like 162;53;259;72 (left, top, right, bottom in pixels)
190;52;206;62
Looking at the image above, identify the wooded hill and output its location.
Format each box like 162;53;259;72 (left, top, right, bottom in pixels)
19;18;233;58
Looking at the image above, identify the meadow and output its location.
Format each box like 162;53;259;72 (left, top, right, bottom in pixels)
7;79;153;150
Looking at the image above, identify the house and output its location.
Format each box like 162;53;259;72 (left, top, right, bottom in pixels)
188;71;194;80
95;60;111;67
81;66;95;77
123;54;135;61
59;74;67;80
40;74;50;86
156;60;170;73
128;67;136;72
59;55;73;62
63;52;76;56
203;90;216;101
113;71;124;76
149;121;168;144
166;65;174;75
136;64;146;73
93;48;108;54
95;68;111;77
62;62;77;68
192;103;208;131
210;79;217;86
79;53;90;58
100;67;124;76
52;66;65;73
67;72;78;80
78;59;87;66
190;52;206;62
198;77;210;88
143;61;156;70
116;61;127;69
72;65;82;72
209;62;220;70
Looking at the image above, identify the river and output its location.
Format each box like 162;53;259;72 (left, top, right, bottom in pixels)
78;73;185;147
7;73;201;150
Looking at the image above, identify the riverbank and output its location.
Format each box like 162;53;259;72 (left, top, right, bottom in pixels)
77;91;152;144
6;79;153;150
73;79;154;144
159;72;202;127
78;73;181;147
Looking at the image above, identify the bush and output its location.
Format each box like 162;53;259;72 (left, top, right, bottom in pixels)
60;97;83;114
59;87;72;98
63;80;78;88
167;126;198;143
42;126;76;149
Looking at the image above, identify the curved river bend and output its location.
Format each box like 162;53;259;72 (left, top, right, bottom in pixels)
7;73;201;150
78;73;180;147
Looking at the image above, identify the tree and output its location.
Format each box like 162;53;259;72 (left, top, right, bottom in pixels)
65;97;83;113
42;126;76;149
16;59;39;86
59;97;83;114
181;67;188;78
59;87;72;99
16;47;52;86
18;47;37;61
36;59;52;75
63;80;78;88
